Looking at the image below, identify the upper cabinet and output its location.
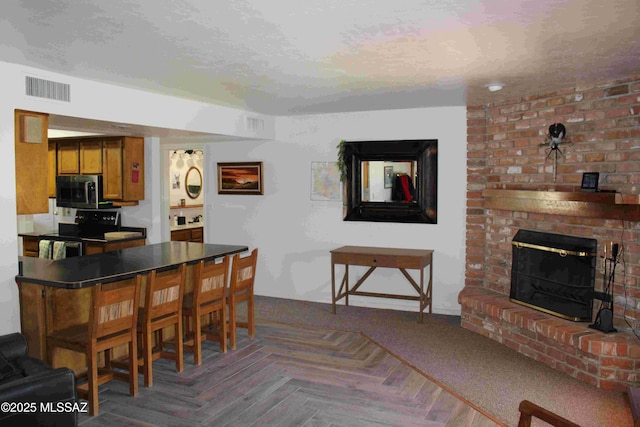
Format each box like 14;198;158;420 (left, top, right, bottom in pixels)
79;140;103;174
56;138;103;175
49;136;145;204
47;141;57;198
15;110;49;214
56;140;80;174
102;137;144;203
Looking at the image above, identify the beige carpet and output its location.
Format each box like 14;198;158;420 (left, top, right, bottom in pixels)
252;296;634;427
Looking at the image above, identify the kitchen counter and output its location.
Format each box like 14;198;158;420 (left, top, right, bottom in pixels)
19;227;147;257
170;222;204;232
19;226;147;243
16;241;248;289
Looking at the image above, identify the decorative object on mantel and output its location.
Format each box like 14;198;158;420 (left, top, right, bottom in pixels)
217;162;264;195
541;123;568;182
580;172;600;192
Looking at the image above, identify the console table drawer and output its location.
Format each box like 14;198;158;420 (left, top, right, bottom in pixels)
333;252;430;269
333;253;394;267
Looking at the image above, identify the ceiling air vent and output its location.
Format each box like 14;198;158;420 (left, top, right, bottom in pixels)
245;116;264;132
25;76;70;102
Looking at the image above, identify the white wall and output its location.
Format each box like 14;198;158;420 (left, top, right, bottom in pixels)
2;60;466;338
209;107;467;315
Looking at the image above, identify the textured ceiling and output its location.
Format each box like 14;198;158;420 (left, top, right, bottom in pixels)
2;0;640;118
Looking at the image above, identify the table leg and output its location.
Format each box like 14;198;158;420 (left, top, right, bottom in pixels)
345;264;349;307
331;261;336;314
419;266;424;323
428;259;433;314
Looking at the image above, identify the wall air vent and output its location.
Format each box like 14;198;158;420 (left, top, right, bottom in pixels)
25;76;70;102
245;116;265;132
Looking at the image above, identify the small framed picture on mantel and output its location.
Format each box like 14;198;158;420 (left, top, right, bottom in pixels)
217;162;264;195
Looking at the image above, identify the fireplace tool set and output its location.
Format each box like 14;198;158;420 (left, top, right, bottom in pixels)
589;243;619;333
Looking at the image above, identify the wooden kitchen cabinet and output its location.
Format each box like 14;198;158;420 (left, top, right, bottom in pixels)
49;135;145;203
55;138;102;175
21;236;146;257
102;137;144;202
79;139;102;174
48;141;57;198
84;238;146;255
56;140;80;174
15;110;49;214
171;227;203;243
22;236;40;257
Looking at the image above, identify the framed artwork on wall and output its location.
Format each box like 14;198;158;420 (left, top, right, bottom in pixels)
384;166;394;188
217;162;264;195
310;162;341;201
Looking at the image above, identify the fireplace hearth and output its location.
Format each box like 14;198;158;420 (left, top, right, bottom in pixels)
510;229;597;321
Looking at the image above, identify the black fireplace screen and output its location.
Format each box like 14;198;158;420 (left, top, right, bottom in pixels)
510;229;597;321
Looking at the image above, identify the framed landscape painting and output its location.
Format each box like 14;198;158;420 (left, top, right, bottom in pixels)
217;162;264;195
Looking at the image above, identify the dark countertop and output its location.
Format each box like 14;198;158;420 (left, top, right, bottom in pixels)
16;242;248;289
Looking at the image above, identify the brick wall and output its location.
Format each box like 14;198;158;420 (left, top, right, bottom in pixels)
466;76;640;329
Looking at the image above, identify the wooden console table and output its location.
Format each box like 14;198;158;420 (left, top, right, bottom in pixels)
330;246;433;322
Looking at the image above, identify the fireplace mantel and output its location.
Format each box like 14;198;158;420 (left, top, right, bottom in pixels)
482;189;640;221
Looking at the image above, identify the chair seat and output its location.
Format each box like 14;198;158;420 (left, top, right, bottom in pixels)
183;293;224;312
47;324;88;346
182;292;195;310
49;324;135;349
136;308;178;329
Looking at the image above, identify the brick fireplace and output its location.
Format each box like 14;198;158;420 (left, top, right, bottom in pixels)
462;76;640;391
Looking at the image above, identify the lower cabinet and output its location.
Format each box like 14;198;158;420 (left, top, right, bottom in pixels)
171;227;203;243
84;238;146;255
21;236;146;257
22;237;40;257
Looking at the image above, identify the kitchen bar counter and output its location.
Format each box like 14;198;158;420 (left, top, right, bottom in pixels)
15;242;249;363
17;241;248;289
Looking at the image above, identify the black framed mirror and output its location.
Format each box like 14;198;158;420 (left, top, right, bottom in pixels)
185;166;202;199
342;139;437;223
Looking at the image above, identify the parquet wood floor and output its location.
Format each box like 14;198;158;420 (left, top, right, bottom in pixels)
78;322;502;426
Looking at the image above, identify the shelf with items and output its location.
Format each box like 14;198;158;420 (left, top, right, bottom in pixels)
482;188;640;221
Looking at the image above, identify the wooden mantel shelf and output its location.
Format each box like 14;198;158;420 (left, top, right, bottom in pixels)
482;189;640;221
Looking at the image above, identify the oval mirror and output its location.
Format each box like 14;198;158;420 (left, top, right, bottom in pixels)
185;166;202;199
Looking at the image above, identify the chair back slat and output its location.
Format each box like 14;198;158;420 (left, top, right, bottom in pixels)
195;256;229;306
145;264;186;321
90;276;141;340
229;249;258;297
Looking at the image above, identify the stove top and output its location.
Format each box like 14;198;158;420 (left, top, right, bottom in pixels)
59;210;121;238
75;210;120;226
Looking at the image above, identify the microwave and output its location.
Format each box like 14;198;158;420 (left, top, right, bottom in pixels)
56;175;112;209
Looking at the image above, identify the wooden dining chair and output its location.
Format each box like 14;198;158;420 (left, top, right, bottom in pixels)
46;276;141;416
137;263;186;388
182;256;229;365
228;248;258;350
